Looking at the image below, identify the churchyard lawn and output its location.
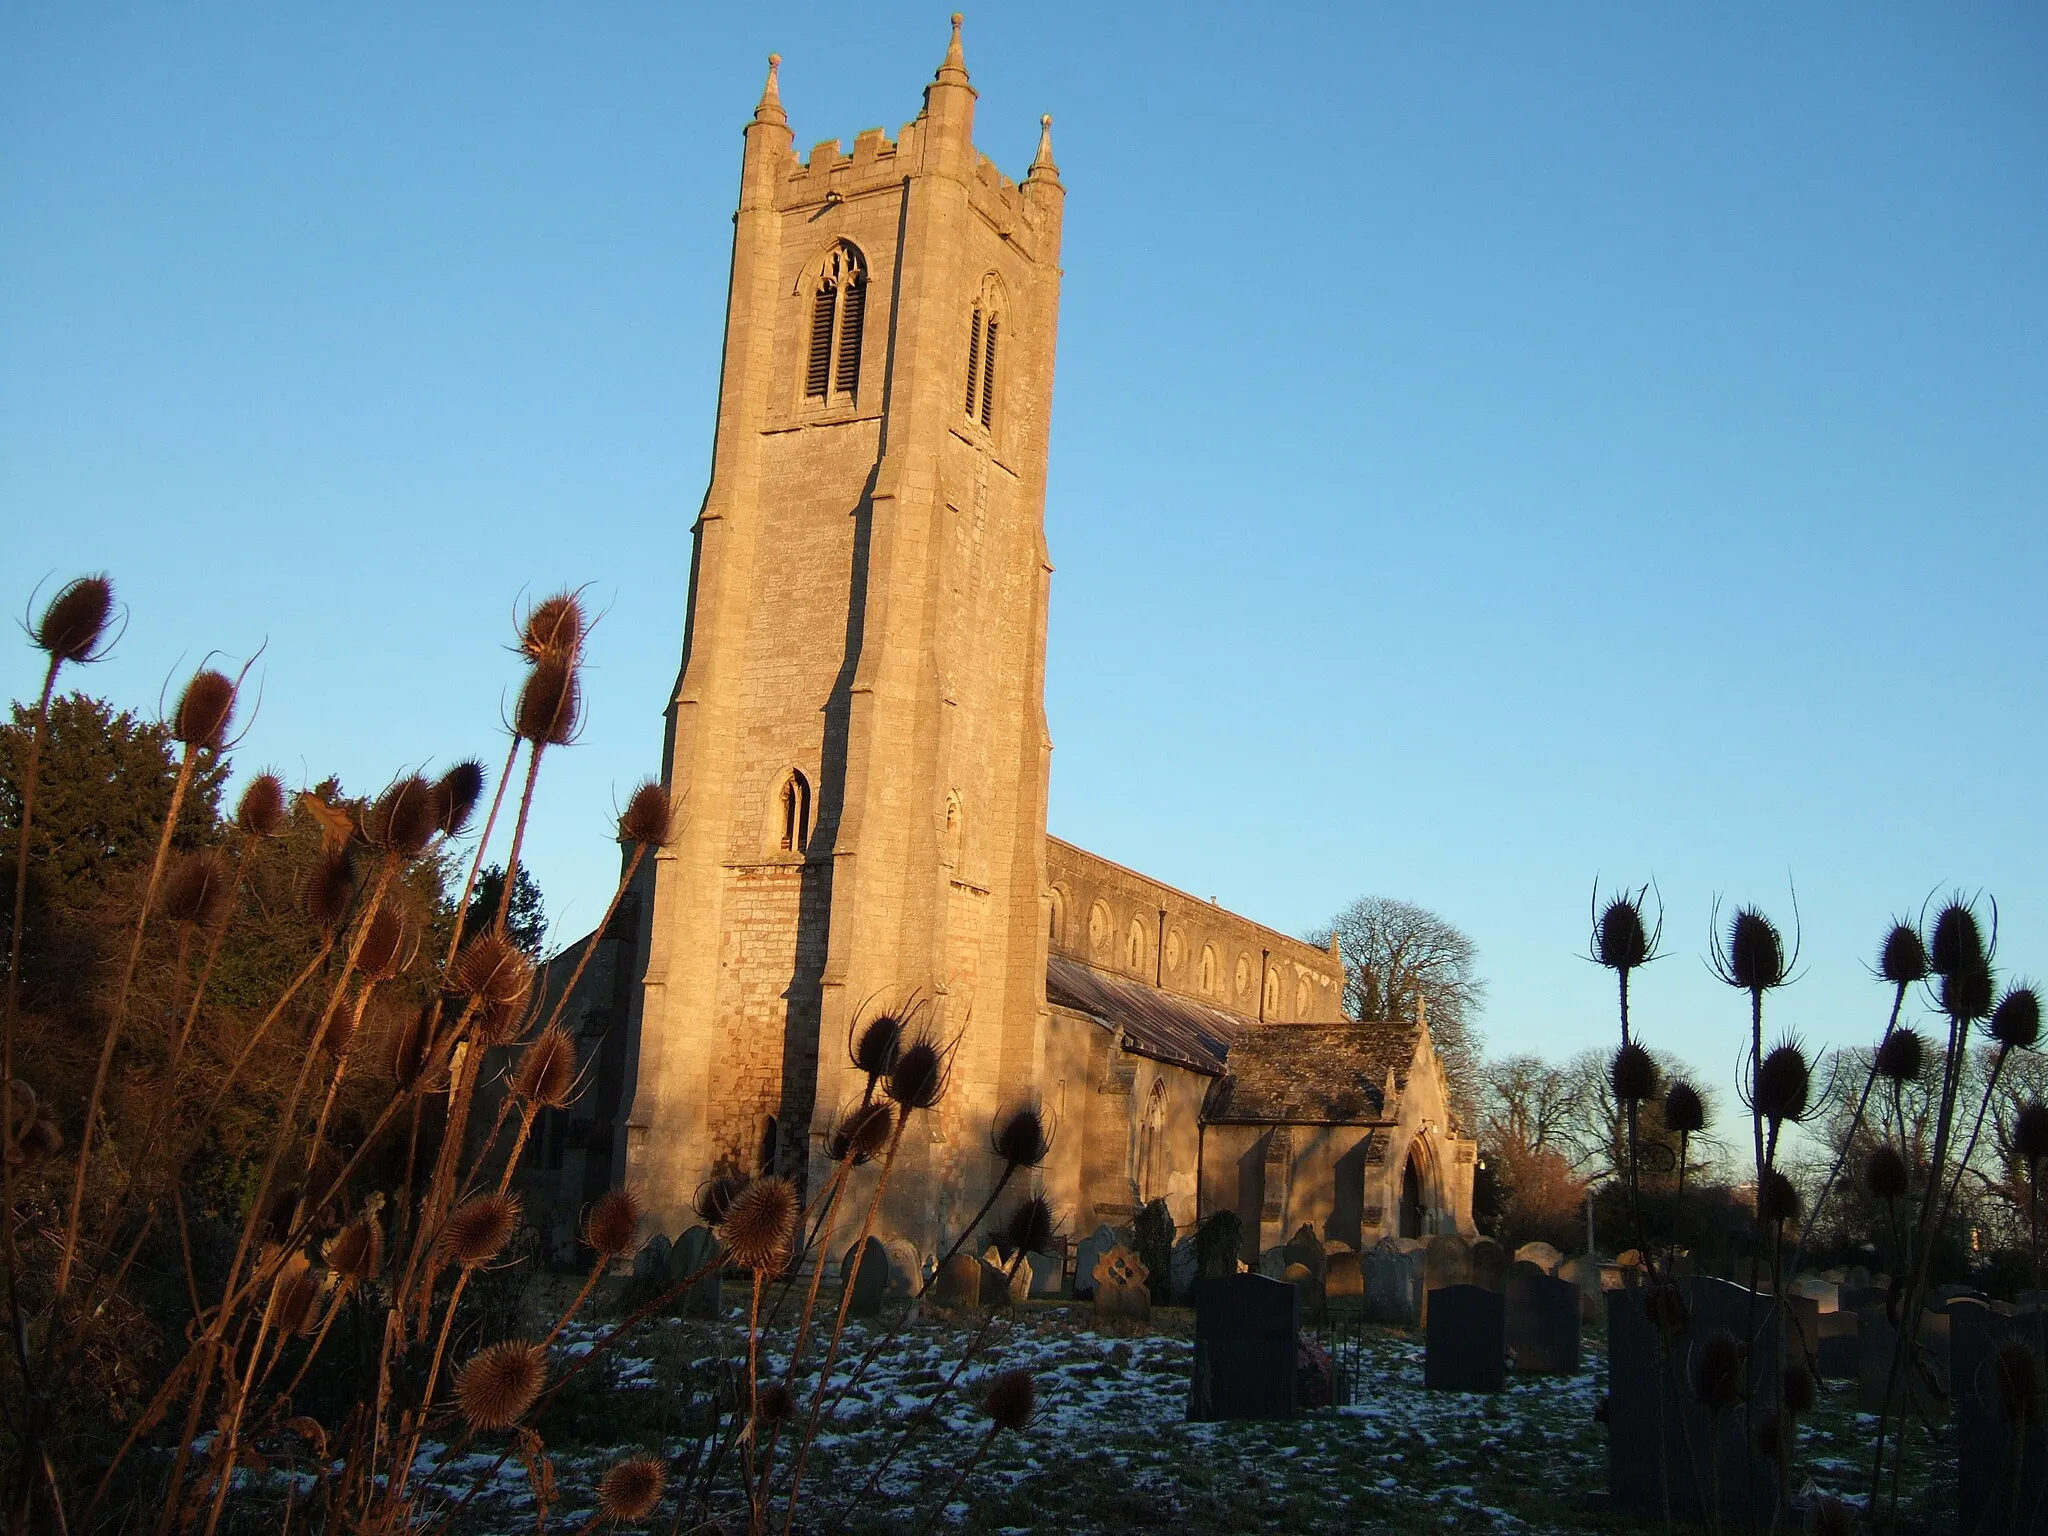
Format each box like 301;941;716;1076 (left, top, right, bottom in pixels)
390;1298;1950;1534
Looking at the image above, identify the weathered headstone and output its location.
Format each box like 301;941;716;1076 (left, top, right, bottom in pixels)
1363;1242;1422;1326
1257;1247;1288;1279
1024;1250;1063;1298
1512;1241;1563;1275
633;1231;672;1281
1282;1225;1326;1280
1424;1283;1506;1393
933;1252;981;1308
1504;1260;1580;1374
674;1225;722;1318
1858;1303;1951;1415
1282;1261;1323;1318
1952;1298;2048;1536
1093;1244;1152;1322
1422;1233;1471;1325
1072;1225;1123;1299
1557;1254;1602;1323
979;1250;1017;1310
1325;1247;1364;1307
841;1235;888;1318
1607;1278;1781;1521
1817;1310;1859;1379
1790;1273;1840;1313
1188;1273;1299;1421
1170;1234;1201;1304
1469;1238;1508;1293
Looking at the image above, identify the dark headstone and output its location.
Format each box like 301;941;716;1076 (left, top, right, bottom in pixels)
1817;1310;1859;1379
1424;1283;1506;1393
1606;1278;1781;1521
674;1225;722;1318
1024;1250;1063;1297
1422;1233;1472;1325
933;1252;981;1308
1281;1261;1323;1319
1189;1273;1299;1421
1858;1303;1950;1415
1785;1293;1821;1369
633;1231;671;1281
1282;1225;1326;1280
979;1255;1013;1310
1505;1261;1580;1374
1513;1241;1563;1275
1326;1247;1364;1306
841;1235;888;1318
1170;1234;1200;1303
1557;1255;1602;1323
1953;1299;2048;1536
1363;1242;1421;1326
1469;1238;1509;1293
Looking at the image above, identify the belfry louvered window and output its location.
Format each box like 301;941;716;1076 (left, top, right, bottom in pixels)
804;244;866;402
963;277;1004;430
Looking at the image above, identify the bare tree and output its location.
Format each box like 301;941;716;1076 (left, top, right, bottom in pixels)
1309;895;1486;1123
1481;1054;1584;1163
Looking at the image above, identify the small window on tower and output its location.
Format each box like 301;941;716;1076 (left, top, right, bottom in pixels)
805;244;867;403
962;274;1005;431
779;770;812;854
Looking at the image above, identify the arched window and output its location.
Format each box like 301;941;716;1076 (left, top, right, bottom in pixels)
1047;887;1067;948
1263;966;1283;1019
963;275;1003;429
779;770;812;854
1126;917;1147;974
1199;945;1218;996
942;790;964;867
1137;1078;1168;1201
1296;975;1312;1017
805;244;867;402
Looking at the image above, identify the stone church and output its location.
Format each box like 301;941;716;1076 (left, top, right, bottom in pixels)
517;19;1476;1275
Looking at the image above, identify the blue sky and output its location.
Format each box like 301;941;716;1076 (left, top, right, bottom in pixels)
4;5;2044;1113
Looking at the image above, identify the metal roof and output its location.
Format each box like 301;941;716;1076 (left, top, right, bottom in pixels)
1044;955;1247;1076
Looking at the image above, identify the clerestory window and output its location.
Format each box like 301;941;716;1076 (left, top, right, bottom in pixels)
805;245;867;403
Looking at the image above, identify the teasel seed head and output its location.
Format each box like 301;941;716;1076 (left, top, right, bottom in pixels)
1995;1336;2046;1427
1782;1362;1815;1416
1941;961;1995;1024
235;772;288;838
1878;921;1929;986
826;1100;894;1165
475;995;532;1047
514;657;581;747
364;775;440;858
1930;898;1986;978
302;847;357;936
519;591;585;666
990;1104;1052;1170
1003;1193;1055;1258
34;574;115;665
1693;1329;1745;1410
1609;1042;1658;1105
1806;1496;1854;1536
720;1176;797;1272
435;759;486;837
353;906;412;982
1865;1144;1910;1202
326;1214;383;1283
694;1174;747;1227
161;849;234;928
2013;1102;2048;1168
453;933;534;1010
1873;1027;1925;1085
757;1382;795;1424
1751;1411;1787;1463
1663;1081;1706;1136
887;1032;952;1113
583;1188;644;1261
512;1025;577;1108
1594;891;1652;973
391;1000;434;1089
617;780;675;848
9;1113;62;1169
851;1013;903;1082
595;1456;665;1523
1992;984;2042;1051
317;1003;361;1058
456;1340;545;1431
981;1368;1037;1433
1721;907;1787;993
440;1193;521;1268
173;668;237;750
1758;1169;1801;1227
271;1264;321;1338
1754;1041;1811;1126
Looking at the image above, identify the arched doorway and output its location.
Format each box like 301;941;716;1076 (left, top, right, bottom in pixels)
1399;1152;1426;1238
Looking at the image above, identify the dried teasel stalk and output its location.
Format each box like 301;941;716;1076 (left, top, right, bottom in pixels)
455;1340;545;1430
439;1193;521;1269
511;1025;576;1108
595;1456;665;1522
325;1213;383;1284
435;759;487;837
160;849;235;928
172;668;238;750
34;574;116;664
362;774;441;858
720;1176;796;1272
235;771;288;838
582;1188;644;1261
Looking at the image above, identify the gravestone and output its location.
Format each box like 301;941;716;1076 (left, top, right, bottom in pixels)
1790;1274;1840;1313
979;1250;1015;1310
633;1231;671;1281
1607;1277;1782;1521
1513;1241;1563;1275
1364;1242;1422;1327
1845;1264;1873;1291
1188;1273;1300;1421
1557;1255;1603;1323
1504;1260;1580;1374
841;1236;888;1318
1282;1261;1323;1318
1424;1284;1506;1393
1170;1234;1201;1304
1024;1250;1063;1298
1257;1248;1289;1279
1785;1293;1821;1370
1952;1299;2048;1536
1073;1225;1124;1298
1469;1238;1508;1293
674;1225;722;1318
1858;1303;1951;1415
1282;1225;1326;1280
1817;1310;1859;1378
1840;1284;1887;1315
882;1238;920;1296
1422;1233;1472;1325
933;1252;981;1308
1094;1244;1152;1322
1325;1247;1364;1307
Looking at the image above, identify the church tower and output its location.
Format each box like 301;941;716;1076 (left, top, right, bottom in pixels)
621;19;1065;1248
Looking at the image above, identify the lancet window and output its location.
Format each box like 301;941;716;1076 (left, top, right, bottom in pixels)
779;770;812;854
963;275;1004;429
805;244;867;402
